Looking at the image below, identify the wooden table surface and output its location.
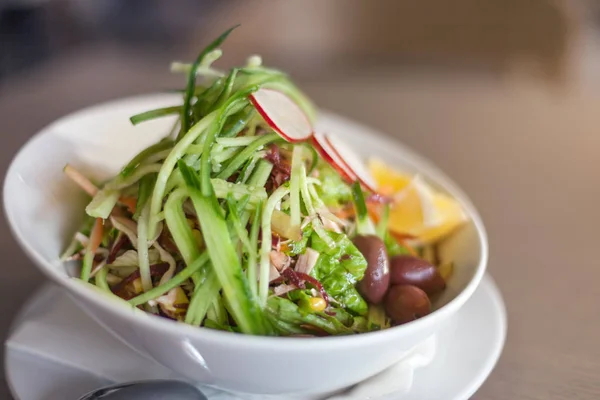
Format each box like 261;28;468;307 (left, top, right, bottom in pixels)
1;47;599;399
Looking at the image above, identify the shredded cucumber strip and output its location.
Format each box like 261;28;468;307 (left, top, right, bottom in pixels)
120;140;174;177
289;146;303;229
212;179;267;204
312;217;335;248
186;272;220;325
187;191;257;326
128;252;210;307
216;133;279;181
60;237;81;262
227;197;253;254
210;295;229;326
244;162;272;297
80;249;94;283
248;159;273;187
148;110;218;238
352;181;375;236
185;144;205;154
238;157;257;184
180;25;238;139
212;147;241;164
216;136;261;147
221;108;256;139
299;164;316;216
163;187;204;300
172;48;223;72
180;161;266;335
130;106;181;126
247;201;262;298
95;266;110;292
307;182;326;205
199;96;251;196
106;164;162;191
133;174;156;221
214;68;239;109
165;173;266;207
259;185;290;305
185;194;263;325
85;189;120;219
298;164;335;247
164;188;200;267
142;149;172;165
376;204;391;239
192;77;226;123
170;48;224;79
165;170;183;194
137;205;153;292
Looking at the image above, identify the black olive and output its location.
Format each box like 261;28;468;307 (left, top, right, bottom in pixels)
385;284;431;324
353;235;390;304
390;255;446;295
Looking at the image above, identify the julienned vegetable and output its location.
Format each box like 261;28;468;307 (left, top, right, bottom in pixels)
62;26;458;336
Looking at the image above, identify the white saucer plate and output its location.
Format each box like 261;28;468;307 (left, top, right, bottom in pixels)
5;274;505;400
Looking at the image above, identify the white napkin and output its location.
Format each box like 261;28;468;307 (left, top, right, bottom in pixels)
327;337;436;400
6;285;436;400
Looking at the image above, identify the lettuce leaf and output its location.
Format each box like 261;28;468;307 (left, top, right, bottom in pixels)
314;162;352;208
285;225;313;256
309;231;368;316
266;296;353;335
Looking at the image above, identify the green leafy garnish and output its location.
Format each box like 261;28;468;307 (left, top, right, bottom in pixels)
180;25;240;139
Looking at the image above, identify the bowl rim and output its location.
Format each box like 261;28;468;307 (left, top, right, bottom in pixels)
3;94;488;351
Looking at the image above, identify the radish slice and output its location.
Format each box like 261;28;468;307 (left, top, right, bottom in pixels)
312;132;356;183
250;88;313;142
325;134;378;192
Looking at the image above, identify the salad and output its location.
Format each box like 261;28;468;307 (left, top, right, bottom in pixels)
62;27;466;336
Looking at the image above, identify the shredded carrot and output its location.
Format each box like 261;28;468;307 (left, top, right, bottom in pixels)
389;231;417;241
366;202;382;224
64;164;98;196
65;164;137;214
333;205;355;219
399;240;418;257
333;201;382;224
119;196;137;214
390;231;418;256
89;218;104;253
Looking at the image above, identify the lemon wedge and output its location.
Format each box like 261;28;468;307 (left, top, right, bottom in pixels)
368;159;467;244
369;159;413;195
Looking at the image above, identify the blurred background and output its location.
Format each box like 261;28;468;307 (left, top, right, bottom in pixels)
2;1;600;399
0;0;595;84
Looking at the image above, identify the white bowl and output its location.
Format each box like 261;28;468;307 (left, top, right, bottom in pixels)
3;94;488;396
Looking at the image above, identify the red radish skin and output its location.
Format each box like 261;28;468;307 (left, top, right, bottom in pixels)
324;134;378;193
312;133;356;183
249;89;313;142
